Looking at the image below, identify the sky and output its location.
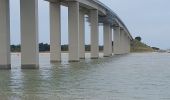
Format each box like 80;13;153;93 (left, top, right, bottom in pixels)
10;0;170;49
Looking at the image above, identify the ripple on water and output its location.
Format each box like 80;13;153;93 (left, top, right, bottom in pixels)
0;53;170;100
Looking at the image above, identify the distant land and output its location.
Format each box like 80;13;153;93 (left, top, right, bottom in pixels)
10;43;103;52
131;40;155;52
11;40;160;53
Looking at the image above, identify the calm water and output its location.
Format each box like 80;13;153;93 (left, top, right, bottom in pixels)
0;53;170;100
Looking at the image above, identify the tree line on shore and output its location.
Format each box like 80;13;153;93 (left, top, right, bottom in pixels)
11;43;104;52
11;37;160;52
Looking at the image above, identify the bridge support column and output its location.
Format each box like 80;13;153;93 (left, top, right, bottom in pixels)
68;1;80;62
113;27;121;55
126;34;131;53
127;37;131;53
120;29;125;54
90;10;99;59
50;2;61;62
124;34;127;53
122;30;129;54
125;34;129;53
20;0;39;69
122;31;126;54
110;27;113;54
103;23;112;57
79;10;85;59
0;0;11;69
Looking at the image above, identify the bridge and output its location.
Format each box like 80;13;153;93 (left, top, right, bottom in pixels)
0;0;133;69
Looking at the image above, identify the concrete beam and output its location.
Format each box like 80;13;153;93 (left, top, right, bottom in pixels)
90;9;99;59
68;1;80;61
0;0;11;69
50;2;61;62
20;0;39;69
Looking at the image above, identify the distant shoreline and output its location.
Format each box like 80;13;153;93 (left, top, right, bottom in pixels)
11;51;104;53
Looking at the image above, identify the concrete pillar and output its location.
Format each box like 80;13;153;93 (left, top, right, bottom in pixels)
0;0;11;69
20;0;39;69
110;27;113;54
123;31;129;54
120;29;125;54
90;10;99;59
122;31;126;54
103;23;112;57
68;1;79;61
113;27;121;54
124;34;127;53
79;10;85;59
50;2;61;62
127;35;131;53
125;34;129;53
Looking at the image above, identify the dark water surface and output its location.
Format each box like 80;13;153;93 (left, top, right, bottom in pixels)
0;53;170;100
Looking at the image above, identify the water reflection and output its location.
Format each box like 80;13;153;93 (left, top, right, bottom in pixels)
0;53;170;100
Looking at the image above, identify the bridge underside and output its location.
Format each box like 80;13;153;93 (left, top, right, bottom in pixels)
0;0;132;69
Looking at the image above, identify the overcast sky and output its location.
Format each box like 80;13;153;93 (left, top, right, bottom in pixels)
10;0;170;49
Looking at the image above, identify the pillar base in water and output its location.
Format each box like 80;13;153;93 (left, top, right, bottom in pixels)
91;57;99;59
69;60;80;62
104;55;112;57
21;64;39;69
50;60;61;63
0;65;11;70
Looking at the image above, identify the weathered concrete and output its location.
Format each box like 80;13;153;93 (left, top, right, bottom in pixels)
79;10;85;59
110;28;113;54
50;1;61;62
120;29;124;54
121;30;129;54
113;27;121;55
104;23;112;57
20;0;39;69
68;1;80;61
90;9;99;59
122;30;126;54
126;34;131;53
128;37;131;53
0;0;11;69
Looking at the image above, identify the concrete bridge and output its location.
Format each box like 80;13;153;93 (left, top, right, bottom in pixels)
0;0;133;69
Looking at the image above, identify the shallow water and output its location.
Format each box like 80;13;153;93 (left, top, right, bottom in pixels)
0;53;170;100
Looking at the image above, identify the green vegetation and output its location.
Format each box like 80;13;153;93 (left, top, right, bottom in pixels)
131;39;154;52
152;47;160;51
11;45;21;52
11;43;104;52
39;43;50;52
135;36;142;42
11;38;155;53
11;43;51;52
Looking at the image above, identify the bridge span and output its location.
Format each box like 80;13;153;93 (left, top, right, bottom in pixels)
0;0;133;69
